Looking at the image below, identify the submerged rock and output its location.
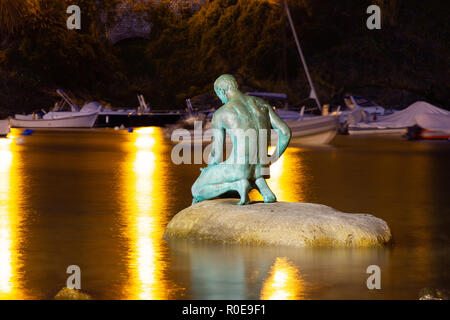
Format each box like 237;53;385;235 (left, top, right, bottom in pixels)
54;287;92;300
164;199;392;248
419;288;450;300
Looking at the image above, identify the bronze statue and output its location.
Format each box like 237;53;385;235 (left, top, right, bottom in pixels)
192;74;291;205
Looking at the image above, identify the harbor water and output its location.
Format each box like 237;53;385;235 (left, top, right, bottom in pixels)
0;128;449;299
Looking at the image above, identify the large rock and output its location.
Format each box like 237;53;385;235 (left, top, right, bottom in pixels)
54;287;92;300
164;199;392;247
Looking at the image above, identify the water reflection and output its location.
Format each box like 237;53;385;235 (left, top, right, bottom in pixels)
261;257;305;300
122;128;169;299
168;239;394;300
0;130;446;299
0;137;23;299
251;148;307;202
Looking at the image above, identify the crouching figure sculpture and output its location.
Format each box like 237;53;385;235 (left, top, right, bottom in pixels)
191;74;291;205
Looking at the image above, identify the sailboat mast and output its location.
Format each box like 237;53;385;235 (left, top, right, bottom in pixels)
284;0;322;111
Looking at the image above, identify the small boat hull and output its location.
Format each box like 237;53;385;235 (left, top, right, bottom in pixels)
419;130;450;140
348;127;407;135
0;120;10;137
406;125;450;140
10;112;98;128
285;115;338;145
171;115;339;146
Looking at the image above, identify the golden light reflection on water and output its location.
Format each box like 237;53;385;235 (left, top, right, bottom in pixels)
122;128;169;299
261;257;305;300
251;147;306;202
0;137;23;299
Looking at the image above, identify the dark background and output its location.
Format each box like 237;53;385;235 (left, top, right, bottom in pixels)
0;0;448;116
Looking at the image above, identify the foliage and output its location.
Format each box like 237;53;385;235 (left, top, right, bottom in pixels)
0;0;38;36
0;0;448;115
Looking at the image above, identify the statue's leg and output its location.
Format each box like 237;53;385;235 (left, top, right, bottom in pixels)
193;178;251;205
192;164;252;205
255;177;276;203
236;179;251;205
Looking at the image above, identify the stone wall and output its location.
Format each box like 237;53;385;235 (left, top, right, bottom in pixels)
106;0;206;44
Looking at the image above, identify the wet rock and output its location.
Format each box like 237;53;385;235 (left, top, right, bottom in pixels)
54;287;92;300
164;199;392;248
419;288;450;300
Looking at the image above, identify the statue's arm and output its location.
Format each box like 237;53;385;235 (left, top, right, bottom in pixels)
208;113;225;166
268;105;291;161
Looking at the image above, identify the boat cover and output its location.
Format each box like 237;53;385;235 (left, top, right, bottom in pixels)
415;113;450;131
352;101;450;129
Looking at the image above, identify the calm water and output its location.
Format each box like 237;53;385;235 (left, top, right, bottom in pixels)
0;128;449;300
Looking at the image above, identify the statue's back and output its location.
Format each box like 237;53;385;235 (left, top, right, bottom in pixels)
221;94;271;174
224;95;271;130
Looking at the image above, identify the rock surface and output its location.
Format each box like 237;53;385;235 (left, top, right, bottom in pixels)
164;199;392;247
54;287;92;300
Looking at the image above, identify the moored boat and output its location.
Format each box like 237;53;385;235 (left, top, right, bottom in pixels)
343;95;386;117
169;114;338;146
0;120;10;137
348;101;450;136
10;90;100;129
9;110;99;128
285;115;339;146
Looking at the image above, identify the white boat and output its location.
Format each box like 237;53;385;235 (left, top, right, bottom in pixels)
285;115;339;145
0;120;10;137
343;95;386;117
245;91;338;145
9;90;100;128
336;96;393;133
10;110;99;128
348;101;450;135
171;114;338;146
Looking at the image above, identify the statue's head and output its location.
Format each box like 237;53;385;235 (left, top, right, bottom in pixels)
214;74;239;104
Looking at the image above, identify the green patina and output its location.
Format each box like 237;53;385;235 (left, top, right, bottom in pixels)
191;74;291;205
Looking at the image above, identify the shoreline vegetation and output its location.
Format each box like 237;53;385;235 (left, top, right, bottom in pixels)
0;0;448;118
